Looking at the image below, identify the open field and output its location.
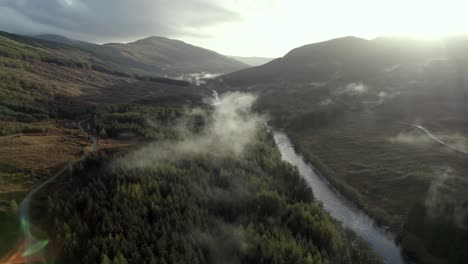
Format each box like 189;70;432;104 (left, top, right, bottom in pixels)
0;122;89;255
288;117;468;226
284;108;468;263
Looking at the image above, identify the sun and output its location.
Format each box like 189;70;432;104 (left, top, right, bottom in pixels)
375;0;468;38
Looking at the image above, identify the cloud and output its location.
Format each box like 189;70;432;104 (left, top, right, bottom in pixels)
389;131;468;152
319;98;333;106
179;72;222;86
424;167;468;229
346;82;368;94
0;0;241;43
114;92;266;170
388;132;433;146
335;82;369;96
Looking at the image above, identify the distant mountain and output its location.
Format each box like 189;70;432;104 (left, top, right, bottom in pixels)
35;34;76;44
223;36;468;85
228;56;275;66
35;33;248;77
105;36;248;76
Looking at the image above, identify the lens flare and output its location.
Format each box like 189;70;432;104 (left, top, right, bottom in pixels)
22;241;49;258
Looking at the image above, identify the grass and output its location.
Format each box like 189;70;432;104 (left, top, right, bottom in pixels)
286;109;468;228
282;106;468;263
0;122;90;254
0;124;86;173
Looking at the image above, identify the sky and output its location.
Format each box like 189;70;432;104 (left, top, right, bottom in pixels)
0;0;467;57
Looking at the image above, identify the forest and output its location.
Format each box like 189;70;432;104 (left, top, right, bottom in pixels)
39;102;382;264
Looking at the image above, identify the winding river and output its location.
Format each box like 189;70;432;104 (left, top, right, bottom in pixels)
273;131;405;264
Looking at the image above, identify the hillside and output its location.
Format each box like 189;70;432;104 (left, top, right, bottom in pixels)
34;33;248;77
0;48;382;263
223;36;468;85
0;31;206;254
37;94;381;264
218;36;468;264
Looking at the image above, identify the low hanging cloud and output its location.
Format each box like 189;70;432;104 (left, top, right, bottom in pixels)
388;131;433;146
0;0;241;42
335;82;369;96
179;72;222;86
345;82;368;94
389;130;468;152
319;98;333;106
424;167;468;229
114;92;265;170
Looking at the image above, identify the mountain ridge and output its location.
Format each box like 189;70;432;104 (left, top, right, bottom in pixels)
222;35;468;86
33;31;248;77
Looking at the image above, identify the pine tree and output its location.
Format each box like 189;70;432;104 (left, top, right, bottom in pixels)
10;200;18;213
113;252;128;264
101;254;112;264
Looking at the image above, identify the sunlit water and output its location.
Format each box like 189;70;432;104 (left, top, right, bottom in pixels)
273;131;405;264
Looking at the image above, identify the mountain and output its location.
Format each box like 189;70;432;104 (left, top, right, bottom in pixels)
0;29;202;127
223;36;467;85
35;33;248;77
0;30;381;264
228;55;275;66
105;36;248;76
35;34;77;44
219;36;468;264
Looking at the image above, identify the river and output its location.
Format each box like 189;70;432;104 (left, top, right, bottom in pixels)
273;131;405;264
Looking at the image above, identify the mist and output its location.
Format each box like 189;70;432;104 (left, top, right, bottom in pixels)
389;130;468;153
424;167;468;229
114;92;265;170
388;132;433;146
179;72;222;86
345;82;368;94
334;82;369;96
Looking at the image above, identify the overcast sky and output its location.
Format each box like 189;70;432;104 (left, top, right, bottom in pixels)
0;0;467;57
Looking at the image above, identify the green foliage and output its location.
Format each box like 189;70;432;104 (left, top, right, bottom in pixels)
403;202;468;264
10;200;18;213
97;104;203;140
101;254;112;264
47;132;381;264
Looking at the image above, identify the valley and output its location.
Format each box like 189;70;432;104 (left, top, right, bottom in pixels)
0;28;467;264
220;36;468;264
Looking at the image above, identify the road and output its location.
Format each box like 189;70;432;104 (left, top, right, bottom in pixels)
410;124;468;154
10;119;98;264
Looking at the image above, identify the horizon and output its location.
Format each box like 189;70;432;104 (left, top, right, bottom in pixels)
1;0;467;57
1;2;468;263
2;28;466;59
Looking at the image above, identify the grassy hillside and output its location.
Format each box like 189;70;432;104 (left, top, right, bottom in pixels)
222;36;468;86
0;33;205;255
106;36;248;76
35;33;248;77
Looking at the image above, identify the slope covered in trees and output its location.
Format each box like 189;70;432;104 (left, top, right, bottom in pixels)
40;99;382;264
46;133;381;264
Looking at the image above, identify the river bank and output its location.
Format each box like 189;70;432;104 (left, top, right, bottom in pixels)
273;131;406;264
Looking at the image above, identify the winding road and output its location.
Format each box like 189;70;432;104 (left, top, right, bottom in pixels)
408;124;468;154
11;119;98;263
